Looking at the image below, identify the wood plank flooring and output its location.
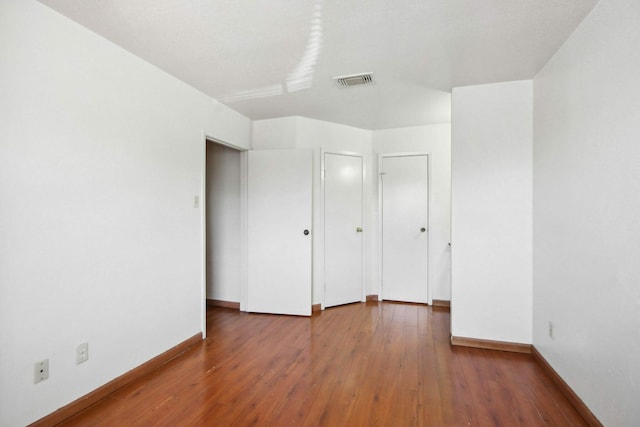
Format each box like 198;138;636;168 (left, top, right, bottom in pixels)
60;302;587;426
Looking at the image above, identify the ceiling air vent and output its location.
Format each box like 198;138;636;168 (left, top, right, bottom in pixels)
333;73;374;88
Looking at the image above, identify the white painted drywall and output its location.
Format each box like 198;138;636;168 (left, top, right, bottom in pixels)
451;81;532;344
373;124;452;302
0;1;251;425
252;117;297;149
251;117;373;305
206;143;241;303
533;0;640;424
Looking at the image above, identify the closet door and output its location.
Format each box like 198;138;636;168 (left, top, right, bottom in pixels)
324;153;363;307
247;150;312;316
381;155;429;303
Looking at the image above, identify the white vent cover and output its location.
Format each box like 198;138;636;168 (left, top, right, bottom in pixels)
333;73;373;88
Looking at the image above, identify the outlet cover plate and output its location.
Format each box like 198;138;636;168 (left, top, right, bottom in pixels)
34;359;49;384
77;342;89;364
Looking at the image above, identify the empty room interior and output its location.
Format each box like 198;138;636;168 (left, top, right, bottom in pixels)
1;0;639;425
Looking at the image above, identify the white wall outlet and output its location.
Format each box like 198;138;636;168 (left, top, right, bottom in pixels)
34;359;49;384
548;321;554;339
77;342;89;364
193;195;200;208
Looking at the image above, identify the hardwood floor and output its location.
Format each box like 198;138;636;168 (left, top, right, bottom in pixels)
60;302;587;426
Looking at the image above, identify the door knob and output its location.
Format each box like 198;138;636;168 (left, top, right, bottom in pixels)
303;229;310;236
420;227;426;232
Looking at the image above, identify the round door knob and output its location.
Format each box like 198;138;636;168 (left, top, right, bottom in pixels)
420;227;426;232
303;229;310;236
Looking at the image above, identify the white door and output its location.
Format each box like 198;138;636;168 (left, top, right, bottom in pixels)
381;155;429;303
247;150;312;316
324;153;363;308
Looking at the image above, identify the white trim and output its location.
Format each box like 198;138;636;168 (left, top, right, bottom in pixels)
361;152;367;304
321;150;366;309
239;151;248;312
206;137;247;152
320;150;325;310
377;154;383;300
378;152;431;304
201;131;207;339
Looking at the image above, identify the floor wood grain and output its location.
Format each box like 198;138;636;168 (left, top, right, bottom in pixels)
60;302;587;426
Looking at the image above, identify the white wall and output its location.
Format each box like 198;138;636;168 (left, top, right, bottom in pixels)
451;80;533;344
206;143;242;302
0;1;251;426
372;124;452;301
533;0;640;424
252;117;297;149
252;117;373;304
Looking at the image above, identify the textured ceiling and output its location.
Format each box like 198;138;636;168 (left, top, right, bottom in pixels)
38;0;599;130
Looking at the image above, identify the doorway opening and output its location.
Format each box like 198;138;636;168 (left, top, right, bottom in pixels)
203;138;245;335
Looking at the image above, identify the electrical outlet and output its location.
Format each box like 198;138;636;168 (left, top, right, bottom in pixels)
34;359;49;384
548;321;554;339
193;195;200;208
77;342;89;364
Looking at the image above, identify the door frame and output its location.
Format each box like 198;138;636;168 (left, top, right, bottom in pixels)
201;132;248;338
377;152;431;304
321;150;366;309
